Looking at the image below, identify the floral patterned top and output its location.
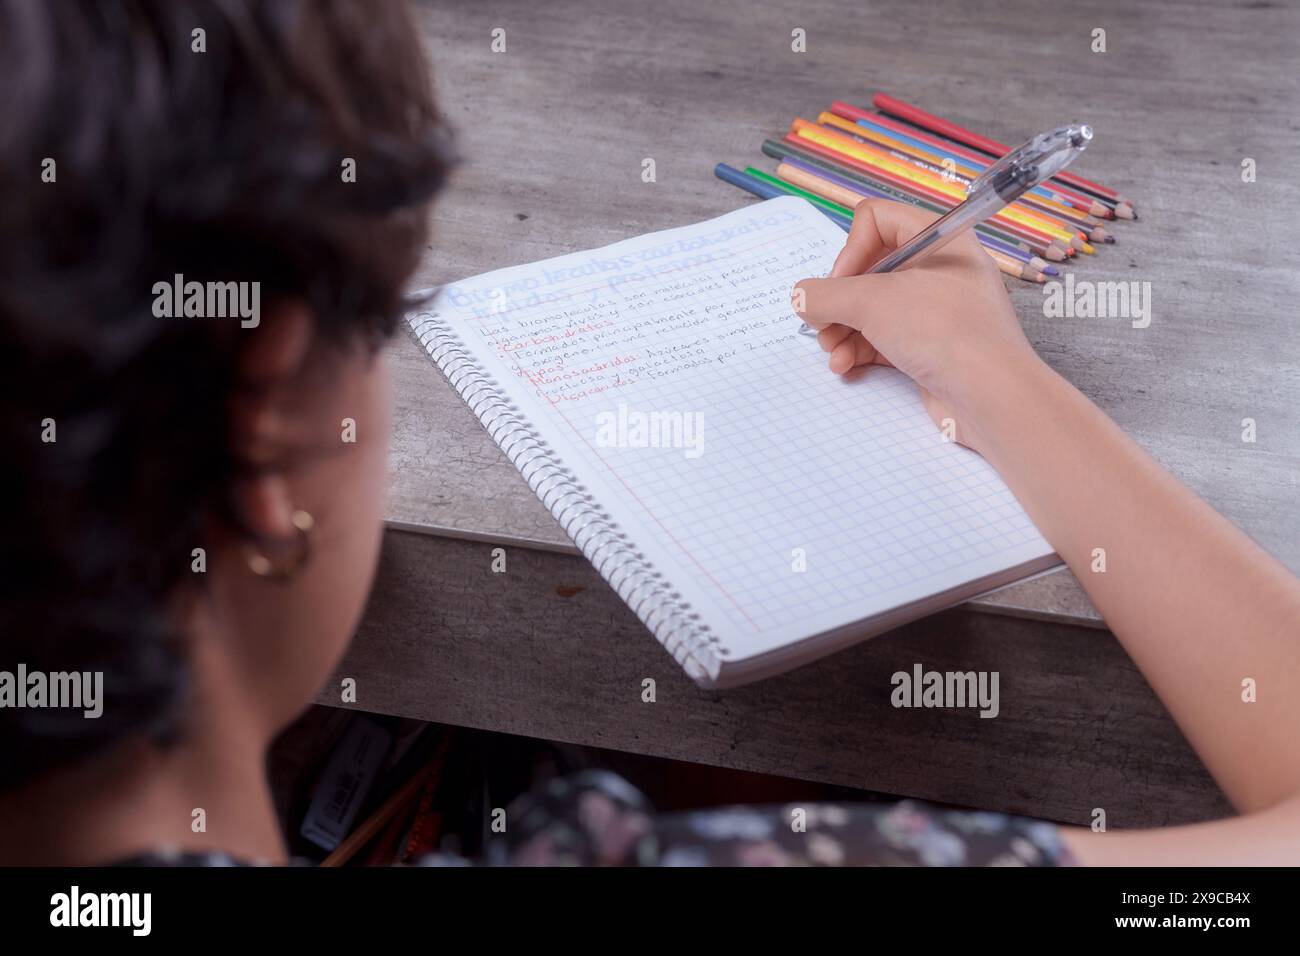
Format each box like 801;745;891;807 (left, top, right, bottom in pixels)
432;771;1075;867
119;770;1075;867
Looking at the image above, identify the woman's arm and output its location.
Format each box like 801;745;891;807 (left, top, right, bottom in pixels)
796;199;1300;864
968;356;1300;864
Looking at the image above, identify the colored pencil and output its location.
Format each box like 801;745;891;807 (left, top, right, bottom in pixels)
987;248;1048;283
872;92;1136;217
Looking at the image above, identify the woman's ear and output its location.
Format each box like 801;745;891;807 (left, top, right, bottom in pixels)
227;300;315;539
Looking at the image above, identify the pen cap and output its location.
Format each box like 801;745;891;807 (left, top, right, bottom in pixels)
968;124;1092;203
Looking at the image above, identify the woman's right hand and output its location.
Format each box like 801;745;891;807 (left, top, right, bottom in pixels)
793;198;1046;453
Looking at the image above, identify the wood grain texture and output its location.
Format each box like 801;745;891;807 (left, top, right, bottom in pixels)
324;530;1231;827
386;0;1300;625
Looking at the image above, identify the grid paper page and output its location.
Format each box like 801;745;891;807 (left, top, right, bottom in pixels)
417;196;1055;668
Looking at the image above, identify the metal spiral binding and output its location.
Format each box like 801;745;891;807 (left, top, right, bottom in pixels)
408;311;720;683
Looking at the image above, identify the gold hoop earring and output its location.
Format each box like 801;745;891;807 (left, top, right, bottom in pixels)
243;509;315;580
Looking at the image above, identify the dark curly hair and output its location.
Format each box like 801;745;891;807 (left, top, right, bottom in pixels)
0;0;452;788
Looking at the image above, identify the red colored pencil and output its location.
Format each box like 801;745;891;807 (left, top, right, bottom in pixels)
872;92;1135;217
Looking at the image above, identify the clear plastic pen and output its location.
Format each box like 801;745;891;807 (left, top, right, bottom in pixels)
798;123;1093;335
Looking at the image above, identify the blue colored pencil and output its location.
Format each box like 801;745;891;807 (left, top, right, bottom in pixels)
713;163;853;231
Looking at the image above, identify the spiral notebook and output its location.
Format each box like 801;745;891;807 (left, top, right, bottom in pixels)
408;196;1059;688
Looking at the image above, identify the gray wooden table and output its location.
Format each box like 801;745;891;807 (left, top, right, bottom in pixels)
322;0;1300;827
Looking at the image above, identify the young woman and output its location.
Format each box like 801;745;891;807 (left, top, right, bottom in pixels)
0;0;1296;866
